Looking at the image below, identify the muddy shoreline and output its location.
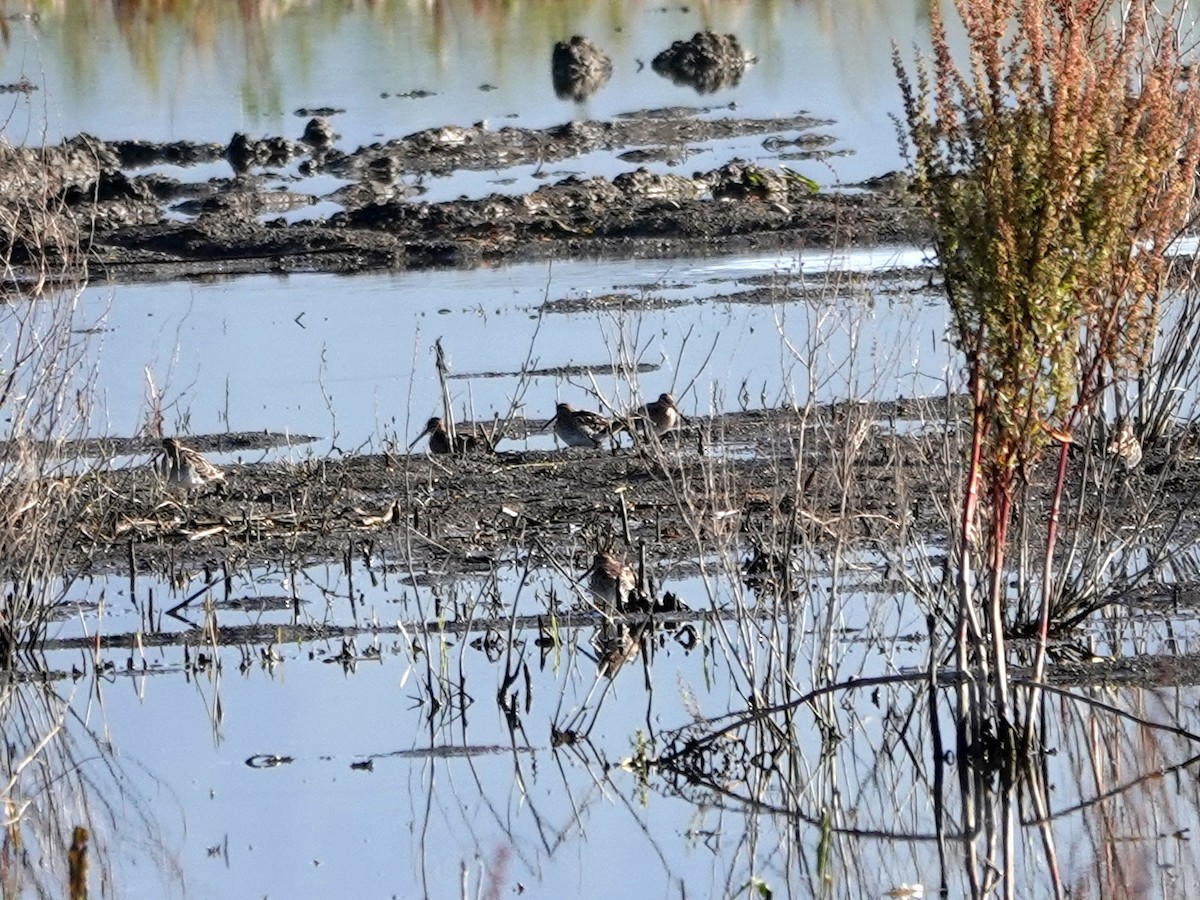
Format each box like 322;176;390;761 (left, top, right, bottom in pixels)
9;399;1198;695
26;401;1196;606
1;108;926;284
7;108;1188;694
42;403;946;572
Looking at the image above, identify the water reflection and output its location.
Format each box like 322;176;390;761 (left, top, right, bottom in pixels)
0;678;179;897
20;520;1200;897
67;259;948;452
0;0;931;180
10;4;1200;896
653;677;1200;896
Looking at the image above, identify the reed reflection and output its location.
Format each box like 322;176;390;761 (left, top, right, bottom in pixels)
0;677;179;897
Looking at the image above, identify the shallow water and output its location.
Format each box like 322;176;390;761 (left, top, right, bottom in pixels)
6;3;1200;899
71;251;946;456
33;522;1200;898
42;620;1200;899
0;0;931;186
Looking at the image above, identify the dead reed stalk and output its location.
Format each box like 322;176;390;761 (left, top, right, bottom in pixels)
0;135;97;662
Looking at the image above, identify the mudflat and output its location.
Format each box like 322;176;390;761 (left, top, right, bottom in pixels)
0;109;924;284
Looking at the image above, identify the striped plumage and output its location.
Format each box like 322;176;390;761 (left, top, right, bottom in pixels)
638;392;685;437
409;417;483;455
161;437;225;487
588;551;636;610
1108;420;1142;470
547;402;617;449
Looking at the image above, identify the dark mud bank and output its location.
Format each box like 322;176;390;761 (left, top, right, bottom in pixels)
14;400;1200;690
36;399;1194;583
2;108;926;283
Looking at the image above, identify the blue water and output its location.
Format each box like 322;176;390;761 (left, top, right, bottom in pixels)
5;4;1196;898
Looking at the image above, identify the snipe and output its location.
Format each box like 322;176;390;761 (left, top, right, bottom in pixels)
635;392;686;437
409;417;486;455
546;402;618;449
161;437;225;487
587;550;636;610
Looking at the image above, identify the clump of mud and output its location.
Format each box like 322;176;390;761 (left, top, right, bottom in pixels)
552;36;613;101
652;32;753;93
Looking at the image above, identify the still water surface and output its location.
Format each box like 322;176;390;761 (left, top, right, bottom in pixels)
0;0;929;183
4;3;1198;898
81;249;943;455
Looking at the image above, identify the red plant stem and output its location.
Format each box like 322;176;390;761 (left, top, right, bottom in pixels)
988;481;1012;719
1031;337;1107;697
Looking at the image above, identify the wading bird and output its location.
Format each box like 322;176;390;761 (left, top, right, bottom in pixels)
408;417;484;455
635;392;686;438
161;437;225;487
546;402;618;449
1108;420;1143;471
587;550;636;611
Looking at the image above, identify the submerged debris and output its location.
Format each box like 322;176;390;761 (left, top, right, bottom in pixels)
226;132;303;174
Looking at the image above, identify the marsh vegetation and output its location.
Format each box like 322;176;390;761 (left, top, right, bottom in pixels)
4;0;1200;898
